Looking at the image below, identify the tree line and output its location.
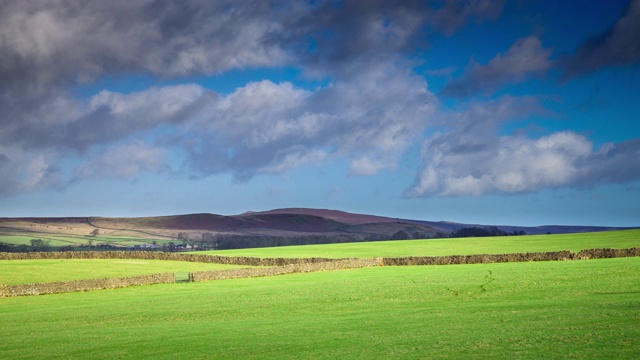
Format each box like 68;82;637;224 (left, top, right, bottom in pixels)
0;227;526;253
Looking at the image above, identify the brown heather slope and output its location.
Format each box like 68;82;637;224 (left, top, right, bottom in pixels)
89;212;437;237
238;208;400;225
1;208;636;242
0;209;439;240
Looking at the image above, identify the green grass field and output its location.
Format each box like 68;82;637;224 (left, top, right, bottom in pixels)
1;230;639;358
199;229;640;258
0;259;253;285
0;234;164;248
1;257;638;359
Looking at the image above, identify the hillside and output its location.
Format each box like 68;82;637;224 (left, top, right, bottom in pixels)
0;209;438;245
0;208;636;251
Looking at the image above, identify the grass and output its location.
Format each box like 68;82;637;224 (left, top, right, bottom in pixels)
0;234;166;247
0;259;253;285
1;257;638;359
198;229;640;258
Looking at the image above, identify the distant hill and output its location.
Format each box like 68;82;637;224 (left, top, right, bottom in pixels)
86;210;438;239
0;208;636;250
401;219;635;235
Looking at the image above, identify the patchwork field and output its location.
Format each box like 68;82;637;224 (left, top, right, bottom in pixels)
0;233;166;248
1;230;639;359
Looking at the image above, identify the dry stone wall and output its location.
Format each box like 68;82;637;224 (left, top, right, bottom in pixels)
0;254;382;297
0;251;342;266
190;257;383;282
574;247;640;259
1;248;638;297
382;247;640;266
0;273;174;297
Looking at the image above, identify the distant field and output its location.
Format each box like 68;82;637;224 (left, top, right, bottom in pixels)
1;257;638;359
0;259;252;285
0;234;167;248
198;229;640;258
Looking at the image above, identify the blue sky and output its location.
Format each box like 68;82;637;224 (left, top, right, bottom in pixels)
1;0;639;226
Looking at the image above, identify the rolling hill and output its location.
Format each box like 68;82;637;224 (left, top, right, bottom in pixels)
0;208;636;250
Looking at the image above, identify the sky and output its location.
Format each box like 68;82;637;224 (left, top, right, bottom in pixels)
1;0;639;226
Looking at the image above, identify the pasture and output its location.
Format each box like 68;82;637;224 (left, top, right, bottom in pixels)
0;259;251;285
200;229;640;258
0;233;163;248
1;230;639;358
1;257;639;359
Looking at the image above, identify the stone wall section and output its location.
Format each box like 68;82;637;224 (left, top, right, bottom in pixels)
0;251;341;266
0;273;174;297
1;248;638;297
190;257;383;282
382;247;639;266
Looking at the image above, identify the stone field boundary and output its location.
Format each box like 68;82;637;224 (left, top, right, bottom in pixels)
1;247;638;297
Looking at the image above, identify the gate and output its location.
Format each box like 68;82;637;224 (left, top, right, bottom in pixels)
175;272;192;283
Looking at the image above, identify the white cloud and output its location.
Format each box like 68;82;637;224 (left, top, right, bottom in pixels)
350;156;395;176
74;142;166;180
186;59;436;179
260;148;328;174
0;146;62;195
406;95;640;197
407;128;640;197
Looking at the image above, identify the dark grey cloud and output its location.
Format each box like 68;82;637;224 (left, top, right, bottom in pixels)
442;36;553;98
586;139;640;185
561;0;640;78
430;0;505;36
277;0;506;77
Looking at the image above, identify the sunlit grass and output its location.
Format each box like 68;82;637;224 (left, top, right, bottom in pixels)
198;229;640;258
0;234;165;247
1;257;638;359
0;259;252;285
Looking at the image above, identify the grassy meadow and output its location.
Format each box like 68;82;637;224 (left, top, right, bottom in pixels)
0;234;164;248
1;257;639;359
199;229;640;258
1;230;639;358
0;259;252;285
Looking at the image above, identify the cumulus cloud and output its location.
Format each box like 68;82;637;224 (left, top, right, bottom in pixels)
2;0;638;205
0;84;211;194
406;96;640;197
0;146;62;196
561;0;640;78
73;142;167;181
185;59;436;180
0;84;211;153
442;36;553;98
0;0;506;196
408;131;593;196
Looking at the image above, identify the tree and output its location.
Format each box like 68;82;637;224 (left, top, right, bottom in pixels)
90;229;100;237
30;239;50;252
200;232;218;250
0;243;14;252
391;230;410;240
177;232;189;242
